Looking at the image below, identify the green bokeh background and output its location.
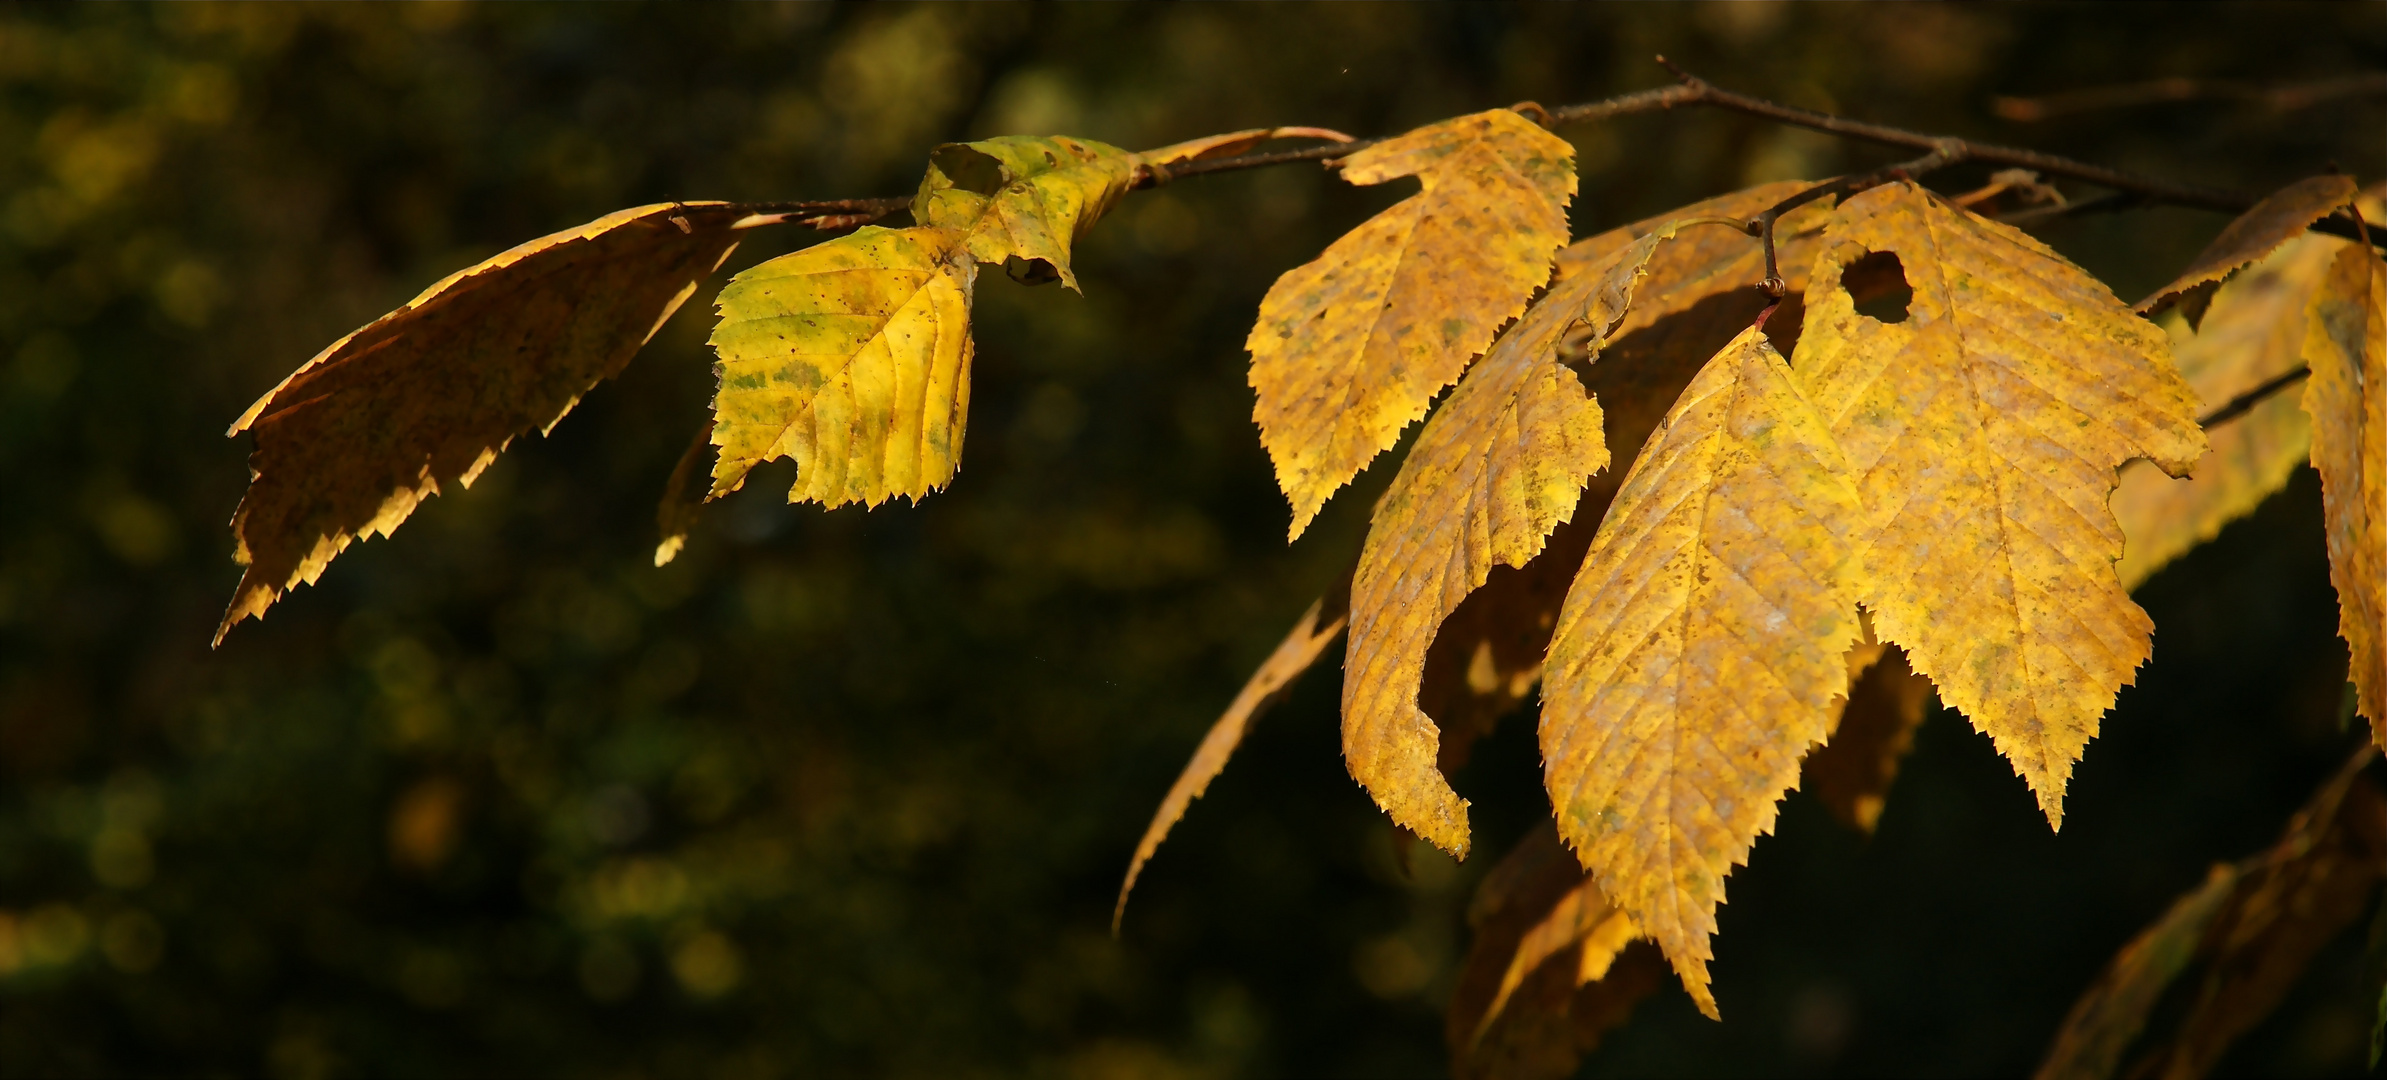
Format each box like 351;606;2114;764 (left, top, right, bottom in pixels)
0;4;2381;1077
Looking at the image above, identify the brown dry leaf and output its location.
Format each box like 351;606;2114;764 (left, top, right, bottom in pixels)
2036;864;2241;1080
2038;747;2387;1080
1797;181;2207;829
1248;109;1576;540
1448;825;1668;1080
1803;632;1936;834
220;202;749;643
1418;513;1593;779
1112;571;1352;932
2137;174;2358;329
2302;241;2387;733
707;226;977;508
1136;126;1355;166
2113;234;2345;588
1541;325;1863;1018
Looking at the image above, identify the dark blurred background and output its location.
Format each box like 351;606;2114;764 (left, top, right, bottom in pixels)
0;4;2382;1077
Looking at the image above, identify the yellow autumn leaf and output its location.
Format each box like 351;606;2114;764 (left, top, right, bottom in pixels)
2136;174;2358;329
1112;572;1350;931
913;135;1138;290
219;201;749;644
1136;125;1355;167
1341;189;1835;861
707;225;976;508
2302;241;2387;732
2113;234;2344;589
1341;228;1665;858
652;419;713;567
1797;181;2206;828
1248;109;1577;540
1541;325;1862;1018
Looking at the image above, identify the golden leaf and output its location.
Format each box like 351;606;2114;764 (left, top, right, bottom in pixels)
2038;747;2387;1080
1112;572;1351;932
1340;228;1666;859
2137;174;2358;329
1802;632;1936;834
1248;109;1576;540
2303;242;2387;732
2113;235;2344;589
1797;182;2207;828
1541;325;1863;1018
1448;825;1667;1080
1341;189;1837;861
913;135;1138;290
219;201;748;643
706;226;976;508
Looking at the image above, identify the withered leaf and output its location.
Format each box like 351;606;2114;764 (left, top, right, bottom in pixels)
707;225;976;508
1797;182;2207;828
652;418;714;567
220;201;749;643
1248;109;1576;540
1113;572;1351;932
2302;241;2387;733
2137;174;2359;329
1449;824;1667;1080
2038;747;2387;1080
1541;325;1863;1018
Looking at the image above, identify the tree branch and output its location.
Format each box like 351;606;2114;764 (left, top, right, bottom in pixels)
2198;366;2309;429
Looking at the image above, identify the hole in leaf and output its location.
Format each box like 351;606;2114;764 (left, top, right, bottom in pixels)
1841;250;1912;324
1004;256;1060;286
930;145;1010;196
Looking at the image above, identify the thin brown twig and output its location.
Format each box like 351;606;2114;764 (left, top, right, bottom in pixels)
1992;72;2387;122
1745;144;1967;296
2199;366;2310;429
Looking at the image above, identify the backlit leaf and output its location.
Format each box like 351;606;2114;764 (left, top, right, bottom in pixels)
2137;174;2358;329
913;135;1138;290
1341;230;1658;858
2303;242;2387;733
1541;325;1863;1017
1248;109;1576;540
1342;188;1834;860
2114;232;2344;589
219;201;748;643
1797;182;2206;828
707;225;976;508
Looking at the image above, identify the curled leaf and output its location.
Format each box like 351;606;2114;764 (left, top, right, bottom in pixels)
2302;241;2387;733
1112;572;1351;932
1249;109;1577;540
2137;174;2359;329
220;202;748;643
